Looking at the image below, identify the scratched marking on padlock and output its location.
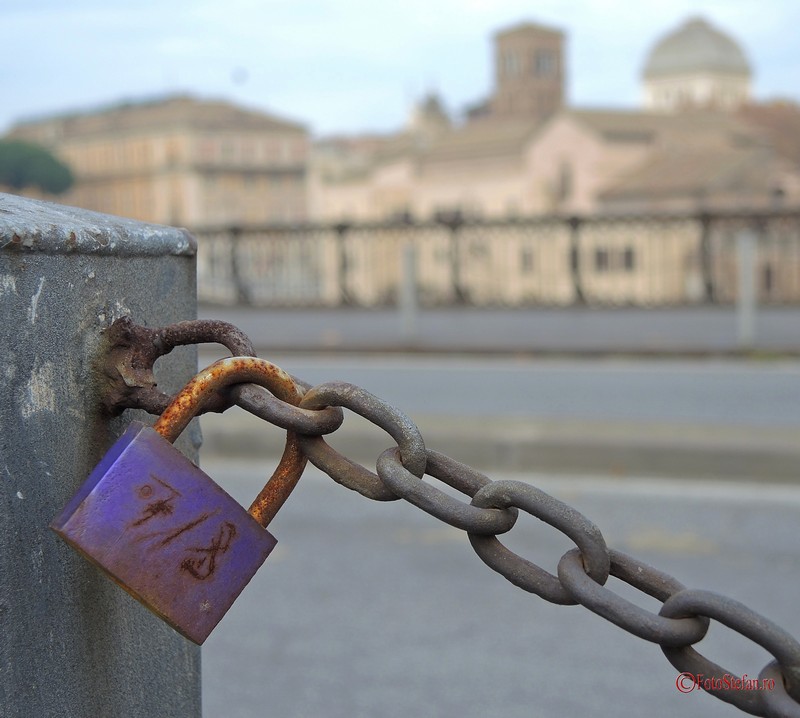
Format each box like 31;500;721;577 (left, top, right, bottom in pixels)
51;420;277;645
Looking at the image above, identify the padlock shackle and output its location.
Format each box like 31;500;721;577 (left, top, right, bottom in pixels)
154;357;302;442
153;356;306;528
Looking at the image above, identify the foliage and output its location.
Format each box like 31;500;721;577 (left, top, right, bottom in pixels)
0;139;74;194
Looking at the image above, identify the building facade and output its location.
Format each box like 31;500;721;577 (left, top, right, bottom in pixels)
6;95;309;228
310;16;798;223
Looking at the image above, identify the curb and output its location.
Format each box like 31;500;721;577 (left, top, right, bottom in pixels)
198;410;800;483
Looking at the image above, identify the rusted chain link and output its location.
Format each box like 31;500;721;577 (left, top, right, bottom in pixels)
108;319;800;717
376;447;518;534
659;590;800;715
296;381;426;501
557;548;710;646
153;356;307;527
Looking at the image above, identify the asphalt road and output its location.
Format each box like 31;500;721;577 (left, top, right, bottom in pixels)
196;351;800;429
200;463;800;718
193;352;800;480
198;305;800;354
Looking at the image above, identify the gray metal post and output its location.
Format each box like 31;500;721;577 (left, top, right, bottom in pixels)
399;242;418;343
736;227;757;349
0;194;201;717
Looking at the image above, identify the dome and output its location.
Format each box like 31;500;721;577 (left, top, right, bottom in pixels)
643;17;751;79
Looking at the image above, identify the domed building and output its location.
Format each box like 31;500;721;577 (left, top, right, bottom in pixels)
642;16;751;112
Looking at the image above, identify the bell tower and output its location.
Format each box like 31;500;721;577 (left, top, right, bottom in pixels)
490;22;565;123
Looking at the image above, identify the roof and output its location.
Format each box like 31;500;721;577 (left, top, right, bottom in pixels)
643;16;751;79
315;116;543;177
421;118;541;163
738;102;800;167
563;108;755;147
495;21;563;38
599;144;778;202
565;109;671;142
11;95;306;137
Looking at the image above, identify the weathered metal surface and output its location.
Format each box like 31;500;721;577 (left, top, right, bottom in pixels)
100;316;257;415
296;381;425;501
102;315;348;436
467;479;610;604
152;356;308;528
51;422;277;645
376;447;517;534
660;590;800;713
234;382;344;436
0;194;196;256
0;193;200;717
557;548;710;646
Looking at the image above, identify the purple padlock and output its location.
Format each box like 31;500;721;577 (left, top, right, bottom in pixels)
51;357;307;644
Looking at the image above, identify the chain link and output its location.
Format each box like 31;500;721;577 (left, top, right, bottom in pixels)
468;480;610;604
296;381;426;501
376;447;518;534
557;548;710;646
659;590;800;715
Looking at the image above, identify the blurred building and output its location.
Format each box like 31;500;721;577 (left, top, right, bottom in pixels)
6;95;309;227
310;16;800;222
487;22;565;123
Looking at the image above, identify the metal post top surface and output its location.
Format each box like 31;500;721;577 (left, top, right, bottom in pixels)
0;192;196;256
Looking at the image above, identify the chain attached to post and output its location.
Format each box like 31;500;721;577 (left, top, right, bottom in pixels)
102;318;800;717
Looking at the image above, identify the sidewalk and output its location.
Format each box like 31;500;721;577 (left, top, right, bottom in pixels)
198;407;800;483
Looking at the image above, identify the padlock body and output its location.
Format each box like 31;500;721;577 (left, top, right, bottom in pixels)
51;421;277;644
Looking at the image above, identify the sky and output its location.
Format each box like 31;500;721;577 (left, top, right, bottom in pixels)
3;0;799;138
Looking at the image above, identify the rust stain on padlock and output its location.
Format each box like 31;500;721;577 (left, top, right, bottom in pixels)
153;356;307;528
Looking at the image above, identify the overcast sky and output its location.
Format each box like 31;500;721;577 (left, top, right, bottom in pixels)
3;0;799;137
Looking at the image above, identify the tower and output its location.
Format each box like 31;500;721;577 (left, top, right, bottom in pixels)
490;22;565;123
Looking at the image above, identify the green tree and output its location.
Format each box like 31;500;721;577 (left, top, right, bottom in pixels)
0;139;74;194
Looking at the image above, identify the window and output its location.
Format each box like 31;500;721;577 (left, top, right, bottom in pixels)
534;49;556;76
623;247;635;271
593;247;635;273
520;247;535;273
763;264;774;295
503;50;521;77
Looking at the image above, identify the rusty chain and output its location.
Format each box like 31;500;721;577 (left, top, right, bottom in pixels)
107;319;800;717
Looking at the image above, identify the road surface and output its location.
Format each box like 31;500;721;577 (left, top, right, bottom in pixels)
198;305;800;354
200;463;800;718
